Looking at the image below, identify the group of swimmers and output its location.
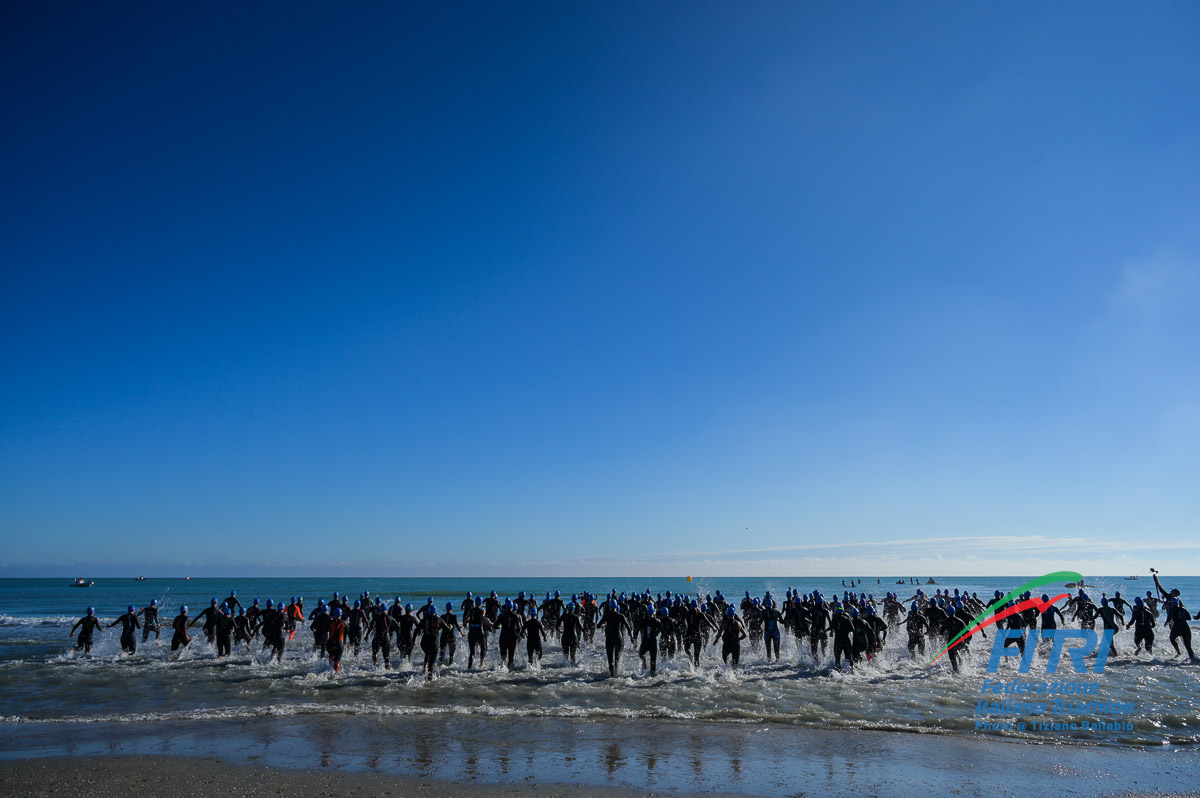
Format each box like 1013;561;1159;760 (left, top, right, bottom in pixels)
68;571;1195;676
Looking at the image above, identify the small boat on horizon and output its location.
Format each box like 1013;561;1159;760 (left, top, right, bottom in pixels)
70;577;94;588
1124;576;1139;580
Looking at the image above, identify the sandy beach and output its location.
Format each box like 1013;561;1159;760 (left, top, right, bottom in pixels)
2;715;1197;798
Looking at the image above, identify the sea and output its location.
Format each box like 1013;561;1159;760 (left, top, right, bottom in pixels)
1;574;1197;757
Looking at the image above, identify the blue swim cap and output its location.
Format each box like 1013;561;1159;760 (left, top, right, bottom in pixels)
1041;594;1049;602
128;604;135;612
660;607;669;617
610;600;618;610
554;591;561;598
252;598;259;605
266;600;273;608
405;603;413;611
690;599;698;608
753;597;760;605
994;590;1002;598
529;607;538;618
1101;597;1109;606
318;599;326;607
519;591;526;598
211;597;218;604
87;607;94;614
446;602;453;611
911;602;918;612
567;602;576;612
231;590;236;596
354;599;361;608
504;599;512;609
850;608;859;617
181;605;188;613
1134;596;1143;605
475;597;482;606
151;599;157;606
427;597;433;605
221;605;230;614
332;608;342;617
571;594;578;601
238;607;245;615
292;597;297;603
946;605;955;615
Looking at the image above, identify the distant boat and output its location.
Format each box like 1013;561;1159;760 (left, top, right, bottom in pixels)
1065;579;1089;588
896;580;906;584
70;577;94;588
925;578;937;585
1124;576;1139;580
136;575;146;581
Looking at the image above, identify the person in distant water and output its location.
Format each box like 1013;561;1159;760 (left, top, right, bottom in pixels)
1151;569;1197;661
439;602;464;665
1126;596;1156;655
222;591;243;613
327;607;347;673
171;605;191;652
559;602;584;665
137;599;160;642
69;607;103;654
598;599;633;676
107;605;141;654
716;606;747;668
524;606;546;668
496;599;525;670
369;600;396;669
213;605;235;657
189;598;221;644
261;600;286;663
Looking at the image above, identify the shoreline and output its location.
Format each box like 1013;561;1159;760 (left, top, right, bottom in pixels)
2;715;1197;797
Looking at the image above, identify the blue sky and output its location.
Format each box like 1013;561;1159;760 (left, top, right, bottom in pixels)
2;2;1198;576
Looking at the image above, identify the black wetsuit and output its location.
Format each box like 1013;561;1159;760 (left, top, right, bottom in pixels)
214;613;234;657
906;610;928;656
370;608;396;667
70;615;102;654
1128;605;1156;653
760;606;783;661
465;606;490;668
717;616;746;667
864;614;887;653
439;611;462;664
419;613;442;675
348;607;369;655
524;616;546;666
108;611;141;654
635;613;663;675
137;605;159;642
233;614;254;646
682;608;713;667
261;607;286;662
397;612;418;660
192;605;220;644
310;609;331;656
808;605;831;658
170;613;191;652
1097;605;1122;656
831;613;854;668
943;614;976;672
599;607;633;676
497;608;524;669
559;611;583;664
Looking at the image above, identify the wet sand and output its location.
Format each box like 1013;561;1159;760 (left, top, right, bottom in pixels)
1;715;1197;797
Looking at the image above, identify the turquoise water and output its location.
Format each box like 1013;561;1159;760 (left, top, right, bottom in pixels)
1;575;1197;749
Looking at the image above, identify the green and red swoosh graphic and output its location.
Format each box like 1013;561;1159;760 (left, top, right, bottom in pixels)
923;570;1082;667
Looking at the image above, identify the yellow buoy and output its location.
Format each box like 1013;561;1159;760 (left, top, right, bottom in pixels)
686;576;692;582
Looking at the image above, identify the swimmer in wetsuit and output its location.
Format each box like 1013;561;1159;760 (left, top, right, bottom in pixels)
107;605;141;654
369;602;397;669
1151;569;1197;660
635;606;664;676
69;607;103;654
715;606;747;668
327;607;347;673
260;600;286;662
464;596;492;669
137;599;160;642
189;598;221;644
496;599;525;670
1126;596;1156;654
559;602;584;665
418;606;443;676
598;599;634;676
170;605;191;653
439;603;464;665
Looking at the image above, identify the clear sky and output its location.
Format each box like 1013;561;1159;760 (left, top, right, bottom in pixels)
2;2;1198;577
